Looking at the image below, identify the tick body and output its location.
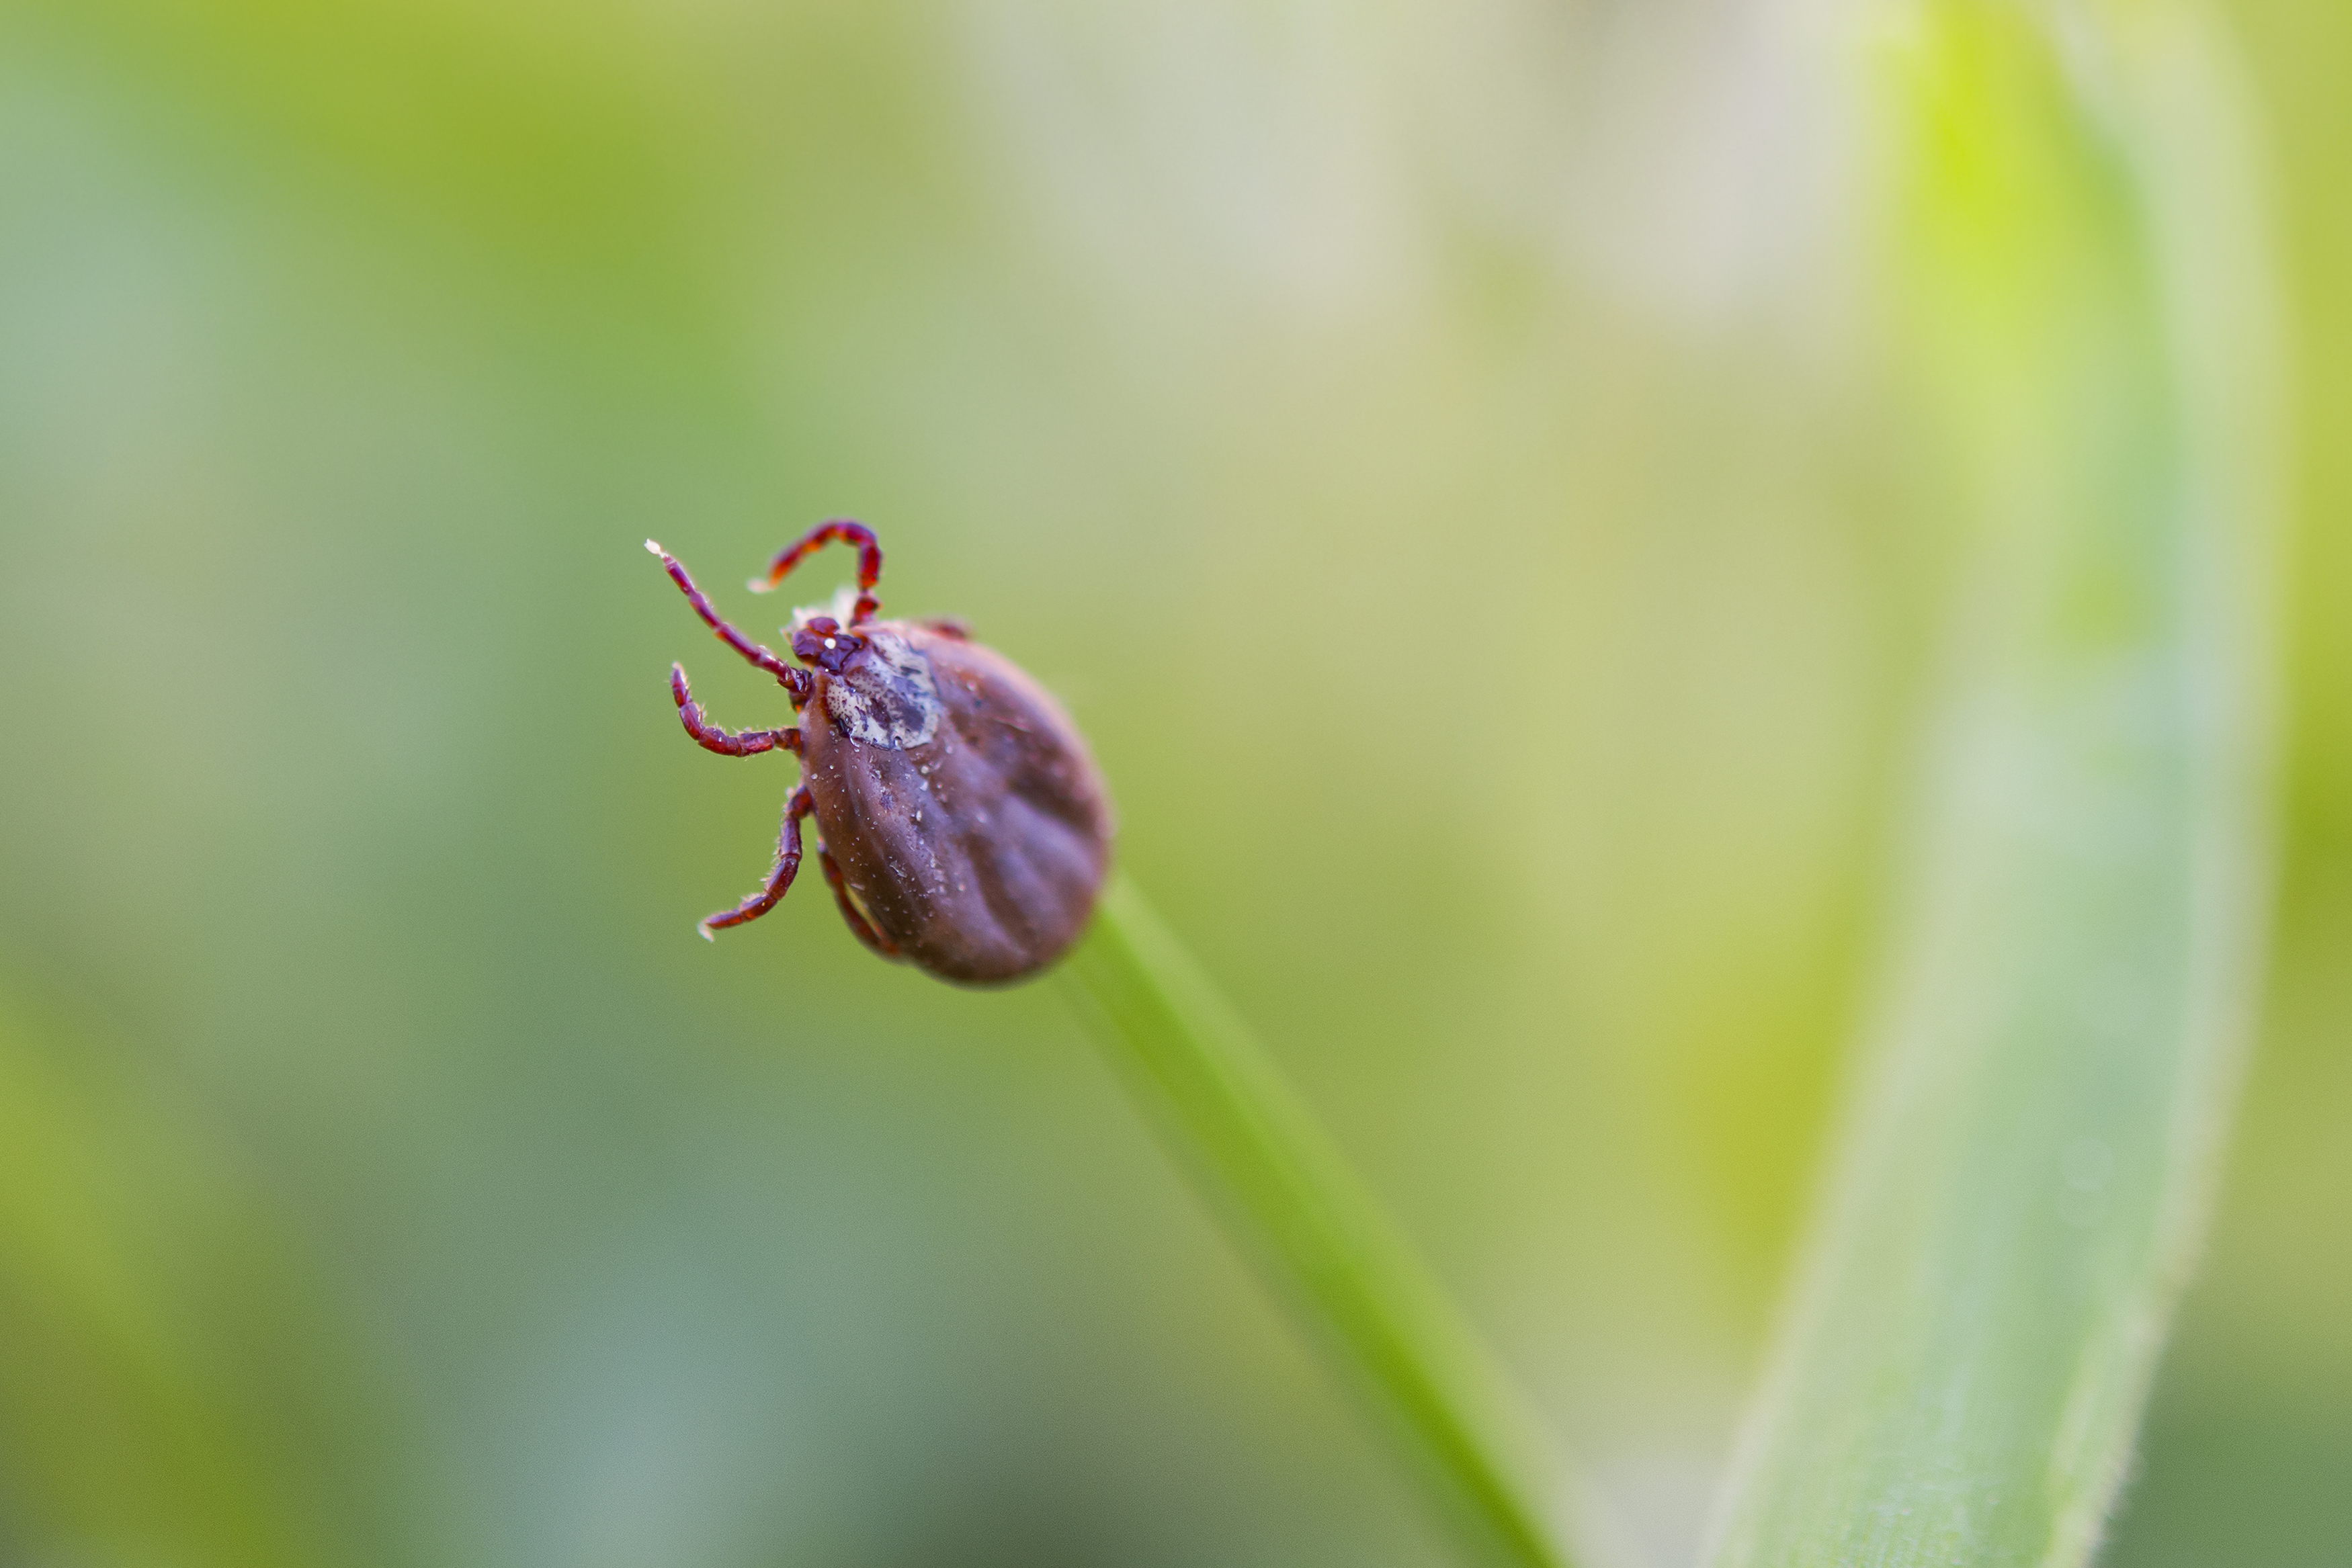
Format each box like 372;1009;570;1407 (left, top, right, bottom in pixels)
648;524;1111;986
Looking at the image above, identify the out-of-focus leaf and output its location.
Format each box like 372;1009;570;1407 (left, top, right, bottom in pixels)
1702;2;2282;1564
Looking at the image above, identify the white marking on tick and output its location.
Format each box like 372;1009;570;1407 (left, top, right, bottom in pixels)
823;628;941;748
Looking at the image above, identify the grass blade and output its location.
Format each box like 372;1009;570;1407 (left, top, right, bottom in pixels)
1702;3;2281;1565
1062;873;1595;1568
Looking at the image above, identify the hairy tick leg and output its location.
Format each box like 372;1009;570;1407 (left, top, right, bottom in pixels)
646;540;813;700
745;520;884;626
699;786;813;940
820;842;902;958
671;664;800;758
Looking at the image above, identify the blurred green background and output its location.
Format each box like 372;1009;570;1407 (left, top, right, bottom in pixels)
0;1;2342;1564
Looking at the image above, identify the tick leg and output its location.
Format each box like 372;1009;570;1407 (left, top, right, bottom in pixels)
745;520;884;626
698;786;813;940
671;664;800;758
647;540;813;703
820;842;902;959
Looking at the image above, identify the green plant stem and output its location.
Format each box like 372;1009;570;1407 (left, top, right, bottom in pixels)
1060;873;1582;1568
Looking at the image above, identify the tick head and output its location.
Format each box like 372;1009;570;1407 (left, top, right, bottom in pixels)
790;615;869;676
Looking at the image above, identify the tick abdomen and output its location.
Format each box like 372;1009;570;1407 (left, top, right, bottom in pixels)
802;622;1112;985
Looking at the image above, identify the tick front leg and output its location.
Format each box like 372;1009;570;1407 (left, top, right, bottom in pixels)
647;540;813;703
698;786;813;940
671;664;800;758
819;843;902;959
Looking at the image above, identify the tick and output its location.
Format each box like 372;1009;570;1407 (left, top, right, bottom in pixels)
646;522;1113;985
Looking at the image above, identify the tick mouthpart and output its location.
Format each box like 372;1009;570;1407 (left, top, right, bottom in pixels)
790;616;868;674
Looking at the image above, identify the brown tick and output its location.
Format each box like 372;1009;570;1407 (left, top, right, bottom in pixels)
646;523;1113;985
